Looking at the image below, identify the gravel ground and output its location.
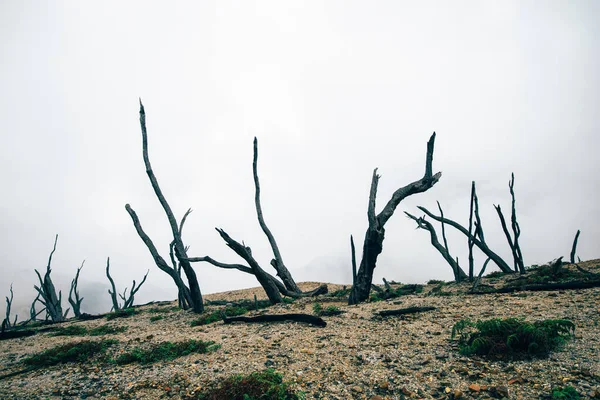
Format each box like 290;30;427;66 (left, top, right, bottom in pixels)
1;262;599;400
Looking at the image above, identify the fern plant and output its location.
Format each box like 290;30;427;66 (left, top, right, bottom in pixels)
452;317;575;358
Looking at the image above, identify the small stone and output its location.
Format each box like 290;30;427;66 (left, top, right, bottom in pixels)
469;383;481;392
352;385;363;393
453;389;463;398
370;396;384;400
496;385;509;397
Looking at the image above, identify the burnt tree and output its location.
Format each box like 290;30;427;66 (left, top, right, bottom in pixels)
68;261;85;317
106;257;149;311
494;173;525;273
3;284;17;329
126;100;203;313
34;235;69;322
570;230;581;264
186;137;326;303
405;209;467;281
349;132;442;305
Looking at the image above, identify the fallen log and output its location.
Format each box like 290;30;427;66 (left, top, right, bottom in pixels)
471;280;600;294
222;313;326;327
378;306;436;317
0;330;36;341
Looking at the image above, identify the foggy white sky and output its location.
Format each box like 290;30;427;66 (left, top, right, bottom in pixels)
1;1;599;317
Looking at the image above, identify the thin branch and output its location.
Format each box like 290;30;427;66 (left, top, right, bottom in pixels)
350;235;357;285
470;257;492;292
187;256;253;274
467;181;475;281
105;257;120;311
417;206;513;273
570;230;581;264
68;260;85;317
509;173;525;273
377;133;442;227
405;211;467;281
367;168;380;228
252;137;298;292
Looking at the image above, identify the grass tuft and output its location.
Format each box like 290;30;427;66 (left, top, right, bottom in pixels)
51;325;88;336
191;306;249;327
451;317;575;358
106;308;136;321
194;369;303;400
312;303;343;317
114;339;219;364
23;339;118;367
89;324;127;336
552;385;580;399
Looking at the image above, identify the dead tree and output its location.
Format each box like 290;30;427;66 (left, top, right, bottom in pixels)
494;173;525;273
186;137;326;303
570;230;581;264
126;100;203;313
3;284;17;329
417;193;513;274
29;293;44;322
350;235;357;285
467;181;476;280
68;261;85;317
34;235;69;322
105;257;149;311
348;132;442;305
405;210;467;281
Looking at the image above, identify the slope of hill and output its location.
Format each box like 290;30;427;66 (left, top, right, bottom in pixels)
1;261;599;399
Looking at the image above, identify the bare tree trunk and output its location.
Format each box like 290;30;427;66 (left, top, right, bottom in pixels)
405;211;467;281
4;284;16;329
253;138;299;292
350;235;357;285
417;206;513;274
127;100;203;313
570;230;581;264
215;228;283;304
68;261;85;317
467;181;475;281
508;173;525;273
34;235;69;322
105;258;121;311
349;132;442;305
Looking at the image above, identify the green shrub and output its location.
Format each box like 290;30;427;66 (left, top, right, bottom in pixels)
106;308;136;321
23;339;118;367
89;324;127;336
451;318;575;358
150;315;164;322
51;325;88;336
191;306;249;327
195;369;303;400
552;386;580;399
114;339;219;364
312;303;343;317
484;270;506;279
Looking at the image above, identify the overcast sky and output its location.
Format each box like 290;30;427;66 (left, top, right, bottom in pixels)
1;1;598;317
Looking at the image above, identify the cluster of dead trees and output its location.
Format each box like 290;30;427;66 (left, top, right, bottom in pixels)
2;235;149;331
2;101;589;329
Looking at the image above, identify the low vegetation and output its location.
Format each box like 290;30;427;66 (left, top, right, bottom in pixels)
191;306;249;327
451;318;575;358
114;339;219;365
312;303;343;317
370;284;423;302
23;340;118;367
194;368;303;400
552;385;581;400
49;324;126;337
105;308;136;321
149;315;164;322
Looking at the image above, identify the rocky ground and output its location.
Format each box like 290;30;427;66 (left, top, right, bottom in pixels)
0;260;599;400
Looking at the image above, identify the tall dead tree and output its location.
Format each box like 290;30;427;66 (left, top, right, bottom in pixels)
467;181;476;280
34;235;69;322
348;132;442;305
494;173;525;273
105;257;149;311
186;137;326;303
3;284;17;329
68;261;85;317
126;100;203;313
350;235;357;285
